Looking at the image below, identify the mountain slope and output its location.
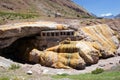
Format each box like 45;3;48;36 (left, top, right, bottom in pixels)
102;15;114;19
115;14;120;18
0;0;92;18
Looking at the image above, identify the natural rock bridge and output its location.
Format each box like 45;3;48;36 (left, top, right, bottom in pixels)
0;21;69;48
0;21;119;70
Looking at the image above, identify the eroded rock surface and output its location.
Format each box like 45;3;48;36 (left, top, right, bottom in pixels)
29;24;119;69
0;21;119;70
0;21;68;48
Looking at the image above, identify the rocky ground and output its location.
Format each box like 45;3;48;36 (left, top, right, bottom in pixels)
0;55;120;80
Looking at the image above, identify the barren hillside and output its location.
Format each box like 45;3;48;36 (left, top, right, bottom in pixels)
0;0;92;18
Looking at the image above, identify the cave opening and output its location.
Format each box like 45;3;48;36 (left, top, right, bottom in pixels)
0;35;38;64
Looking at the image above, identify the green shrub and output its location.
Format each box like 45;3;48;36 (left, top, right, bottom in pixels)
9;64;20;70
91;68;104;74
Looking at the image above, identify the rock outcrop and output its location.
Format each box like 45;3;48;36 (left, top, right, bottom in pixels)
79;24;119;57
29;24;119;69
0;21;119;70
29;49;86;70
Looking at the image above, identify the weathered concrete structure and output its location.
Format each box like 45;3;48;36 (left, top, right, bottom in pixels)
38;30;75;50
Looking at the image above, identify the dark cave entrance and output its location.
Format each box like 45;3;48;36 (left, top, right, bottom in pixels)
0;35;38;64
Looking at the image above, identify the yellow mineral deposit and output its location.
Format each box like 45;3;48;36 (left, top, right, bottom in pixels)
29;24;119;70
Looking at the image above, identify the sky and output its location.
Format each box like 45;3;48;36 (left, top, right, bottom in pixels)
73;0;120;17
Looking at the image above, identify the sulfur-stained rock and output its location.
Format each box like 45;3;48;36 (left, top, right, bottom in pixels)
28;24;119;70
80;24;119;58
29;49;86;70
76;41;100;65
46;41;100;65
0;22;119;70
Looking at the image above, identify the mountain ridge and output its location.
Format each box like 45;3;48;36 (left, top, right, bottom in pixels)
115;14;120;18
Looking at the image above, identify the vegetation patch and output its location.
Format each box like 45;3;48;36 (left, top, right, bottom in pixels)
0;76;10;80
9;64;20;70
0;19;7;25
91;68;104;74
57;73;69;76
0;11;39;20
52;71;120;80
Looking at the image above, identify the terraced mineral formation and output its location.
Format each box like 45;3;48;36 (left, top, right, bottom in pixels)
29;24;119;69
0;21;119;70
